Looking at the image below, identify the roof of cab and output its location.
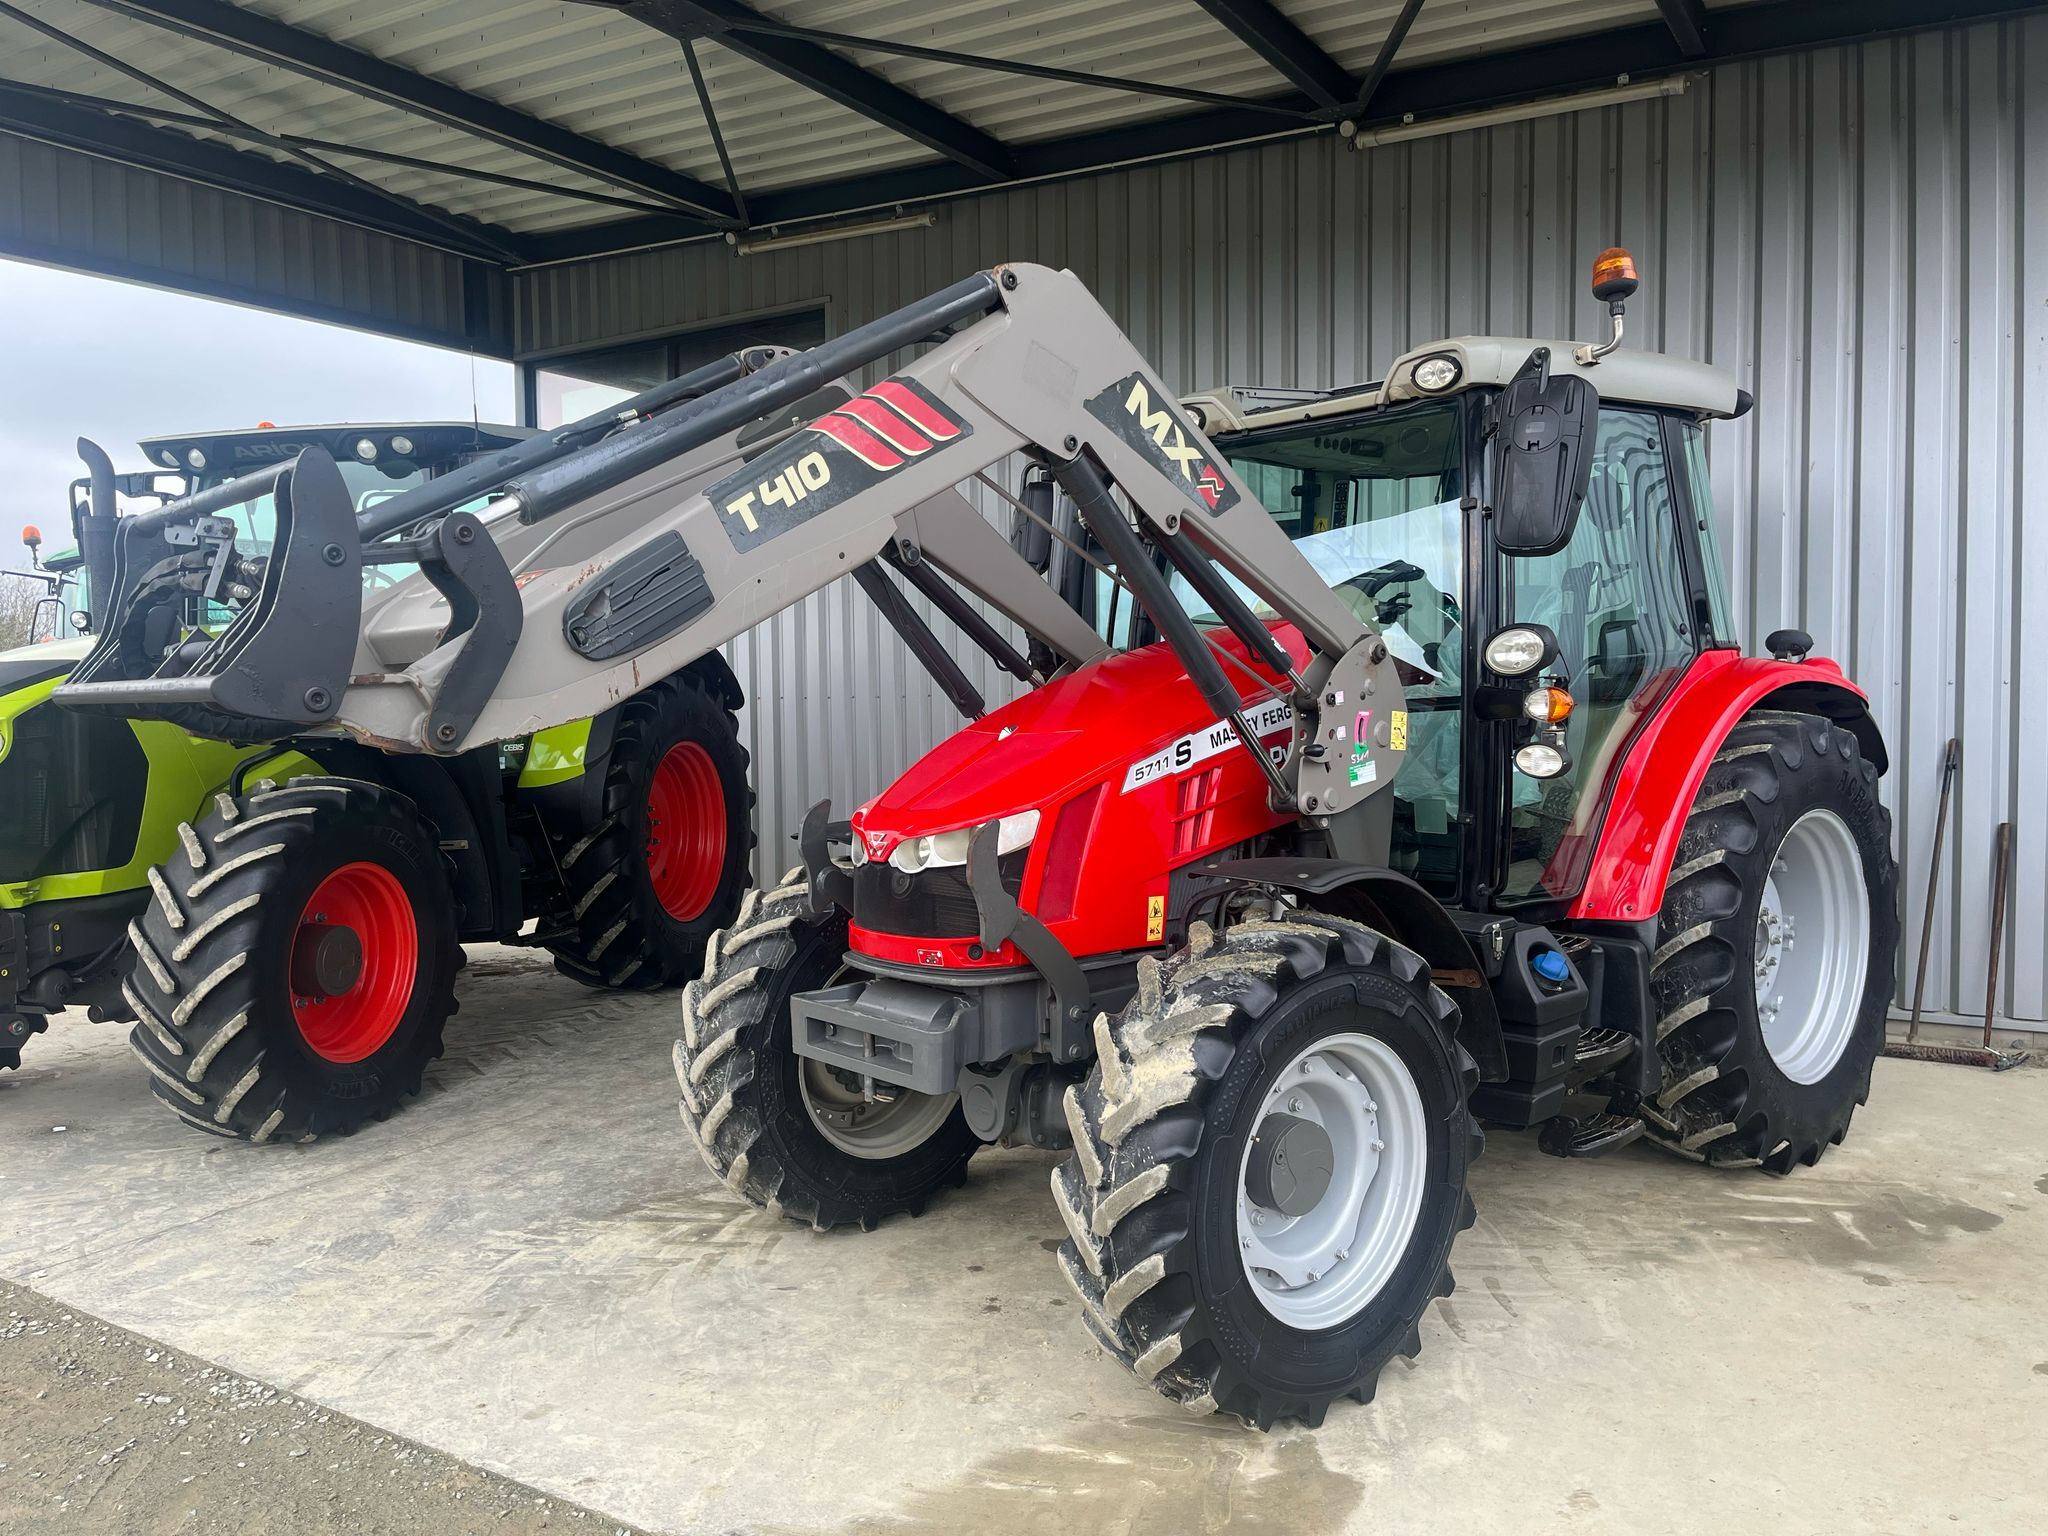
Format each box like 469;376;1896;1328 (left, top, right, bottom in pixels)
1185;337;1744;436
136;422;532;473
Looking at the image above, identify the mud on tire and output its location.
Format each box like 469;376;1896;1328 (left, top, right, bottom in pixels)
674;874;979;1230
1052;913;1480;1429
124;777;462;1143
1643;710;1897;1172
546;673;753;991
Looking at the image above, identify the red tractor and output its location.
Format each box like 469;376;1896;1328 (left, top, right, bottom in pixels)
55;249;1895;1427
674;251;1898;1426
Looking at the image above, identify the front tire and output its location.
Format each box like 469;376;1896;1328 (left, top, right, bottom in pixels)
1643;711;1898;1171
674;874;979;1229
125;778;461;1143
1053;914;1478;1428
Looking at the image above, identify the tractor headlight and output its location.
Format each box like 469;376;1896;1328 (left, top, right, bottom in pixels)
886;810;1040;873
1411;354;1462;393
158;449;179;468
389;434;415;457
1484;624;1558;677
185;448;207;470
1514;742;1569;779
353;437;379;463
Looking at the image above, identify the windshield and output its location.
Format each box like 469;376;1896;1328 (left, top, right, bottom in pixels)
1204;400;1470;894
1186;402;1465;699
193;456;497;621
197;459;435;559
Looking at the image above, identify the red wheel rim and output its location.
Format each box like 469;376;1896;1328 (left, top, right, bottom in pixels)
646;740;728;922
291;862;419;1064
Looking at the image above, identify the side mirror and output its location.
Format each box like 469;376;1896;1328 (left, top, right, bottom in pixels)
1490;347;1596;557
1010;468;1054;574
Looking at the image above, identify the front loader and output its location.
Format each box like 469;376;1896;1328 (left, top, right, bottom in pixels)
31;396;771;1129
59;257;1895;1426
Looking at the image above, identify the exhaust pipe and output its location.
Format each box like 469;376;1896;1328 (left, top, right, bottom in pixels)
73;436;120;614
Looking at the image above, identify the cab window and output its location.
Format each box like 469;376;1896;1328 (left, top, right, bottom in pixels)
1206;401;1469;893
1499;406;1699;902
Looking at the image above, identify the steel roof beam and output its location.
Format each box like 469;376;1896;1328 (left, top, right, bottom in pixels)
681;37;748;227
1351;0;1427;116
0;80;523;263
720;15;1316;118
628;0;1014;179
523;0;2048;264
1187;0;1355;111
1655;0;1711;59
71;0;739;226
3;81;689;218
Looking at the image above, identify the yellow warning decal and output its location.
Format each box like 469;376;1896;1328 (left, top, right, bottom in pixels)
1146;895;1166;943
1390;710;1408;752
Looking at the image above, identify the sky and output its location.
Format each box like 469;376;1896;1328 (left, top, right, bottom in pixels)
0;257;516;548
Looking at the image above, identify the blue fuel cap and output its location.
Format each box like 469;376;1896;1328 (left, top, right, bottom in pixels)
1530;948;1571;984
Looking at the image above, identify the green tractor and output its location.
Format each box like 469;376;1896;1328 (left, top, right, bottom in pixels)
2;420;757;1133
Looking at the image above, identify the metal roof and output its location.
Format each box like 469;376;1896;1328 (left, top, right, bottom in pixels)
0;0;2031;268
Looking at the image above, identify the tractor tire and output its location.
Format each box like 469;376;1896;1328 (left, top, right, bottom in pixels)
545;674;753;992
125;778;462;1144
674;873;979;1230
1053;914;1479;1429
1642;710;1898;1172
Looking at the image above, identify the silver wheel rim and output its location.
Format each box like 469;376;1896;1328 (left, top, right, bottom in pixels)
1754;807;1869;1085
1236;1030;1429;1330
799;1061;956;1160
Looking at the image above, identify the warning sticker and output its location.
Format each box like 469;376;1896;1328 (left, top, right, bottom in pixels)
1120;697;1293;793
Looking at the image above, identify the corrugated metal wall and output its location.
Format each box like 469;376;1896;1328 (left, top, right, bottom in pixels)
516;14;2047;1028
0;135;505;353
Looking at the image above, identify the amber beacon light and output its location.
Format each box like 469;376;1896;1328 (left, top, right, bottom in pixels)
1590;247;1640;302
1578;246;1640;364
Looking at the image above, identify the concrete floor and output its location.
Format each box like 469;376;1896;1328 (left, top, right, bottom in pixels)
2;947;2043;1535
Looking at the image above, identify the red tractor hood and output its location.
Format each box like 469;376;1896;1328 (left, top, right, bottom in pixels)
851;627;1299;859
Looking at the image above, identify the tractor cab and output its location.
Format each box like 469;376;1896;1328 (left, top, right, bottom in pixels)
131;421;534;567
1183;260;1752;919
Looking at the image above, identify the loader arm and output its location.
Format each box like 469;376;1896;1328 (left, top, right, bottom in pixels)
56;264;1410;846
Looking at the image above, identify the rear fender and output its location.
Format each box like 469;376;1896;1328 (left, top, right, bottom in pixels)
1568;651;1883;922
1198;857;1507;1084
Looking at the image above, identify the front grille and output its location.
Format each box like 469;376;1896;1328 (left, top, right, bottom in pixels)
850;851;1026;938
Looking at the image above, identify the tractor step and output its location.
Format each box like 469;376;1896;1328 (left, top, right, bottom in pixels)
1567;1026;1636;1087
1538;1111;1645;1160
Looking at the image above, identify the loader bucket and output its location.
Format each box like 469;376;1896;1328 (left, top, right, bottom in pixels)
56;447;364;742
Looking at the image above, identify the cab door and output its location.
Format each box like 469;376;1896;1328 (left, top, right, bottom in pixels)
1491;405;1709;906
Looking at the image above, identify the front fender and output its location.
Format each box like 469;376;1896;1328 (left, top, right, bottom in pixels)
1568;651;1883;922
1197;856;1507;1084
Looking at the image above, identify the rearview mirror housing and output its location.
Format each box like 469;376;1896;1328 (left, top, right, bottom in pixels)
1491;347;1596;557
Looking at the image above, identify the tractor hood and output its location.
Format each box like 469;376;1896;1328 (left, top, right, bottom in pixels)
0;637;89;700
851;627;1300;861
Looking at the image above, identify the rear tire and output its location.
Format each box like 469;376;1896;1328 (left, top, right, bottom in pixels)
545;675;753;991
125;778;461;1143
1642;711;1897;1171
1053;914;1479;1428
674;874;978;1230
